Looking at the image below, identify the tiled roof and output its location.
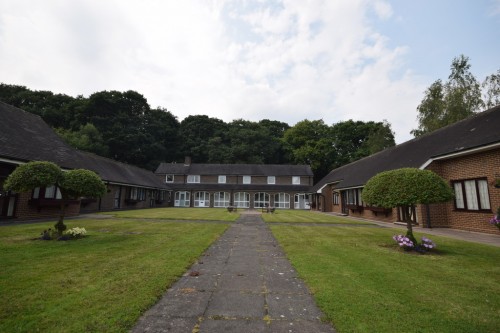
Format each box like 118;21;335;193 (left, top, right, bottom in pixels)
0;101;165;189
313;105;500;192
0;101;81;169
155;163;314;176
76;151;166;189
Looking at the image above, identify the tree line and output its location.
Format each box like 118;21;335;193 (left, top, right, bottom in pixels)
0;84;395;181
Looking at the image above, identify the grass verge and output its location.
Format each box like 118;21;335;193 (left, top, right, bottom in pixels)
100;207;239;221
262;209;372;224
0;218;228;332
270;225;500;333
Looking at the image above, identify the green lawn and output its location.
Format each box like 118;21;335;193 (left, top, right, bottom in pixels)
270;225;500;333
101;207;239;221
0;218;228;333
262;209;372;224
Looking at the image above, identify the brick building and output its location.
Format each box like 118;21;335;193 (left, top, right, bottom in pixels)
312;105;500;234
0;101;168;221
155;158;314;209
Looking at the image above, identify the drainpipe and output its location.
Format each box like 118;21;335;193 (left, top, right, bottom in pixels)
426;204;432;229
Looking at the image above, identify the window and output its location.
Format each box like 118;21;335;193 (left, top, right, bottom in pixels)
194;191;210;207
166;175;174;183
254;192;270;208
128;187;146;201
234;192;250;208
32;186;62;200
294;193;310;209
345;188;362;206
243;176;251;184
292;176;300;185
267;176;275;184
332;192;339;205
174;191;190;207
114;189;121;208
274;193;290;209
187;175;200;183
452;179;490;211
218;175;226;184
157;190;166;201
214;192;230;207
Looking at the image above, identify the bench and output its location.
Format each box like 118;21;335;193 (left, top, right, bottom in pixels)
261;207;275;213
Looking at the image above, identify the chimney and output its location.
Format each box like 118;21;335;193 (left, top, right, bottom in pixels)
184;156;191;166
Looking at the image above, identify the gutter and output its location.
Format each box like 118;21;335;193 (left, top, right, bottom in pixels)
420;141;500;170
315;180;341;193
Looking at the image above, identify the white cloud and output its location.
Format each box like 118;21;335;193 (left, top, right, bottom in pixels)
490;0;500;16
0;0;424;143
372;0;393;20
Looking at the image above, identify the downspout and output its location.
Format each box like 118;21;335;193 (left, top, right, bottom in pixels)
426;204;432;229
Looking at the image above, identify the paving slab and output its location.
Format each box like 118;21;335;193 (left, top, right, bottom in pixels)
131;213;336;333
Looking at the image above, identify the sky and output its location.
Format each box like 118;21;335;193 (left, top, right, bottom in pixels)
1;0;499;143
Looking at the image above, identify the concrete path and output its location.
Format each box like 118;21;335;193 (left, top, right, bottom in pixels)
131;212;335;333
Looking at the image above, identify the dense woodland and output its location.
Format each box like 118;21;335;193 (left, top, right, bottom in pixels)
0;84;395;181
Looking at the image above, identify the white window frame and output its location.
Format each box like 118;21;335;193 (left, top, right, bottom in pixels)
187;175;200;183
254;192;270;208
267;176;276;184
218;175;226;184
332;191;340;205
294;193;310;209
166;174;174;183
214;192;230;207
174;191;191;207
194;191;210;207
292;176;300;185
243;176;251;184
274;193;290;209
234;192;250;208
33;186;62;199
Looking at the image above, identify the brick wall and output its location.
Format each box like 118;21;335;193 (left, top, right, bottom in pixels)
424;148;500;234
13;192;80;221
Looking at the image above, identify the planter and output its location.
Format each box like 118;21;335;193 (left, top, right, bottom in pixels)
80;198;97;207
124;199;140;205
366;206;392;217
345;204;364;213
28;198;80;212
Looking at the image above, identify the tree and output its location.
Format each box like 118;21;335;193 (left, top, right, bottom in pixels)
410;80;446;137
179;115;227;163
3;161;106;235
56;123;109;156
282;119;334;181
362;168;454;245
444;55;483;123
482;69;500;109
140;108;180;169
258;119;291;164
77;90;152;167
331;120;395;167
412;55;484;136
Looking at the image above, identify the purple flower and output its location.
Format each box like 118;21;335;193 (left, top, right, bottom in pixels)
489;216;500;226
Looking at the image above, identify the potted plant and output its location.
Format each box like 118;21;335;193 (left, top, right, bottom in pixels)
489;207;500;230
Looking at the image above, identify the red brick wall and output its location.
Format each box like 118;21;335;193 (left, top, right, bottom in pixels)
424;148;500;234
13;192;80;221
